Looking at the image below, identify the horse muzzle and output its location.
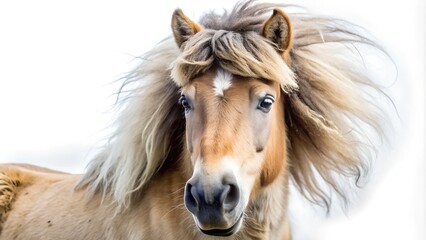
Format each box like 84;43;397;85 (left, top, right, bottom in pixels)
184;174;243;236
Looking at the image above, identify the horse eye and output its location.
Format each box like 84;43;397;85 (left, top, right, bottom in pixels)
179;95;192;112
257;95;275;113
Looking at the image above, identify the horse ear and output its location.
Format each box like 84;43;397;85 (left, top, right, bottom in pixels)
171;9;202;48
262;9;293;55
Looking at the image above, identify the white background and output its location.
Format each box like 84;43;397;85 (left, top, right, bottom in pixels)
0;0;424;239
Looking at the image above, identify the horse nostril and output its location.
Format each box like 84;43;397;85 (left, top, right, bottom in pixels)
221;183;240;212
184;182;199;214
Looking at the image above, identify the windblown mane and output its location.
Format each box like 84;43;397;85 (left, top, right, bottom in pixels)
77;0;388;210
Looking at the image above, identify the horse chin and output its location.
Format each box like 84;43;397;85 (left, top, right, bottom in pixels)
198;213;244;237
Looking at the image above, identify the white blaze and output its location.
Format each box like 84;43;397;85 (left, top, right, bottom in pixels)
213;69;232;97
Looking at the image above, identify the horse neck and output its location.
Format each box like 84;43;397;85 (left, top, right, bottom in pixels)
243;170;290;240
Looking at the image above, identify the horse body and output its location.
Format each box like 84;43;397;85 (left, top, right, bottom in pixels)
0;164;190;240
0;161;290;239
0;1;388;239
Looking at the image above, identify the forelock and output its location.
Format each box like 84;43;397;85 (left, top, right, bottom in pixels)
171;29;297;92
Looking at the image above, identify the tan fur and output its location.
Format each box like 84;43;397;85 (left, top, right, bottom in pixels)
0;171;21;232
0;1;390;239
0;165;52;224
0;164;192;240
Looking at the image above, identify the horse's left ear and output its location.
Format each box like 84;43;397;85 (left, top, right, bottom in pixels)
262;9;293;56
171;9;202;48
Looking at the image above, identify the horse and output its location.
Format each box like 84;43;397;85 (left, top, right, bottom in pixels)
0;1;388;239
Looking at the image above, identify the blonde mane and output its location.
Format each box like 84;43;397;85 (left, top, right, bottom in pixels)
77;0;388;210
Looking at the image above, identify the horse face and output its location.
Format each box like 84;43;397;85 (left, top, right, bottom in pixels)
180;68;284;236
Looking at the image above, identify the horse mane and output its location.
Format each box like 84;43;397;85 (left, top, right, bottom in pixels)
76;39;186;207
77;0;388;210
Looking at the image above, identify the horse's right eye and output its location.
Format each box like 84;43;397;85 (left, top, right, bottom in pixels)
179;95;192;112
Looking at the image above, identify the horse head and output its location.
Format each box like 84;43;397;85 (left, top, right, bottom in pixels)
172;8;293;236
